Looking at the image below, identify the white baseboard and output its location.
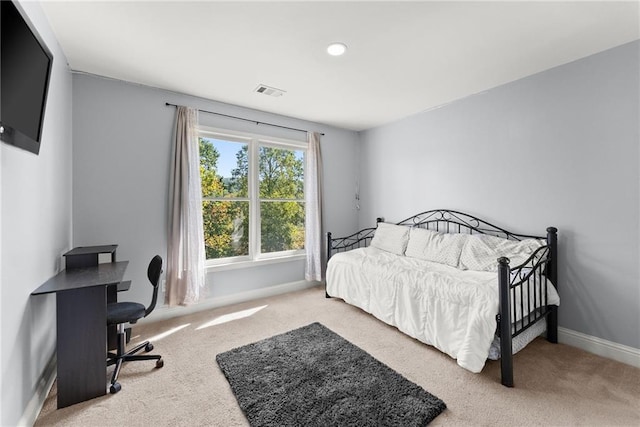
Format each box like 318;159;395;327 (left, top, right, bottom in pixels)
18;353;56;427
144;280;320;324
558;327;640;369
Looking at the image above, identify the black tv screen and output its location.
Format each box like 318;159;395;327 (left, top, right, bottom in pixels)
1;0;53;155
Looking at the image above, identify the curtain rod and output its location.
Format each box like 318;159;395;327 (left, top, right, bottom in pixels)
165;102;324;136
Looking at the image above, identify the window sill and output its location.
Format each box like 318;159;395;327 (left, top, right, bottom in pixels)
205;253;306;272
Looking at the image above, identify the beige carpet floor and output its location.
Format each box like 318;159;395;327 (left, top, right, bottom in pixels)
35;285;640;426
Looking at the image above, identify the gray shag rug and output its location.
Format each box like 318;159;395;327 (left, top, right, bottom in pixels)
216;322;446;426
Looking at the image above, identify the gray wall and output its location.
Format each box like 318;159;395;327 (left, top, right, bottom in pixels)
72;73;359;306
0;2;73;425
359;41;639;349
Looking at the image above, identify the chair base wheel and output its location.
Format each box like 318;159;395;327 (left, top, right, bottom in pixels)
156;359;164;368
110;382;121;394
145;342;154;352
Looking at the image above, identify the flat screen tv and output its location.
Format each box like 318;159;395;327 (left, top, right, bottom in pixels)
1;0;53;155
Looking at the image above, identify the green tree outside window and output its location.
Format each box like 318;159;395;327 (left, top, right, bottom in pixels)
200;136;305;260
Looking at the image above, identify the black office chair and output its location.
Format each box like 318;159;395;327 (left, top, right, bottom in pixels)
106;255;164;394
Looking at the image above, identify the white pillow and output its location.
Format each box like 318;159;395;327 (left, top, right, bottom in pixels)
405;227;467;267
369;223;410;255
458;234;544;272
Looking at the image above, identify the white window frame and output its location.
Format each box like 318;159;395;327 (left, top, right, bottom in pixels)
198;126;307;269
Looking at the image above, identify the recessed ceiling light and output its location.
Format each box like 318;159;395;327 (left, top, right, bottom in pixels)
327;42;347;56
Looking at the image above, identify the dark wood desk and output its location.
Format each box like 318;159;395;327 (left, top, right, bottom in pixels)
63;245;126;349
32;261;129;408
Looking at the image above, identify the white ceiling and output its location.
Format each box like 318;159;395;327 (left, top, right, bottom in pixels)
40;1;640;131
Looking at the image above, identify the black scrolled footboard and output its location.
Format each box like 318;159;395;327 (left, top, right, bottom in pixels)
326;209;559;387
325;226;377;298
326;228;377;256
497;226;557;387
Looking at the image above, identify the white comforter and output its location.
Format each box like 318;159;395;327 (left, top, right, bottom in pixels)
326;247;560;373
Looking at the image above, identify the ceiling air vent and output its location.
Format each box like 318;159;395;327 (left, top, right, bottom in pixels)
254;84;286;97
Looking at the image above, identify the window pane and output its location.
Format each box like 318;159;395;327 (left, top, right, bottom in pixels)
200;137;248;198
259;146;304;200
203;200;249;259
260;201;305;253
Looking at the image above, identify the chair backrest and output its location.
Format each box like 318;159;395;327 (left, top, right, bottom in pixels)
145;255;163;318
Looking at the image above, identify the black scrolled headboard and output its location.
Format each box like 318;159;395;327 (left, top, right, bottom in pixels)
394;209;544;241
327;209;549;258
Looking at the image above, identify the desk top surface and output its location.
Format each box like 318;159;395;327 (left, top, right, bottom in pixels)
32;261;129;295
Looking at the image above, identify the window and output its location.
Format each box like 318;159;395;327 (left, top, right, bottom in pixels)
199;128;305;265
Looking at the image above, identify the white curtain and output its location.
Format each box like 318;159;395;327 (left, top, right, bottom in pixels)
166;106;206;306
305;131;323;281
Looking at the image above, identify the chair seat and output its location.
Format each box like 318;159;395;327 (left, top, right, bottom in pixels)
107;302;146;325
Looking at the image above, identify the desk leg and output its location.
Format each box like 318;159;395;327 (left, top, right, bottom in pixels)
107;285;117;350
56;286;106;408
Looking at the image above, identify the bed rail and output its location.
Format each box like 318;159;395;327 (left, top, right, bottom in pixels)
326;209;558;388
